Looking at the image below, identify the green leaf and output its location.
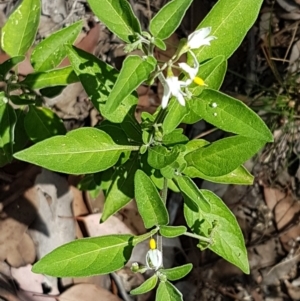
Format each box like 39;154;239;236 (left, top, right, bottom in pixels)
101;156;139;222
130;274;158;295
175;175;211;213
192;0;263;62
32;234;134;277
162;98;188;135
9;95;36;106
121;106;143;143
153;38;166;50
31;21;83;71
162;263;193;281
184;165;254;185
66;45;136;122
159;225;187;238
21;66;78;89
149;0;193;40
77;174;101;199
190;55;227;94
184;190;249;273
185;136;266;177
134;169;169;229
0;56;25;79
87;0;141;43
13;109;29;153
97;120;131;162
0;94;17;166
1;0;40;56
182;56;227;124
105;55;156;114
24;106;66;143
148;146;179;169
156;281;183;301
193;89;273;142
162;129;188;146
14;127;137;174
39;86;65;98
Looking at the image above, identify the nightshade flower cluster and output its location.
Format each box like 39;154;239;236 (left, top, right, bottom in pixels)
160;27;216;108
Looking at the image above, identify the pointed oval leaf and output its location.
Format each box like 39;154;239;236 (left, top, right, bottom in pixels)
184;190;249;273
101;157;139;222
87;0;141;43
130;274;158;295
105;55;156;114
1;0;40;56
184;165;254;185
148;146;179;169
193;89;273;142
0;95;16;166
156;281;183;301
0;56;25;79
192;0;263;62
21;66;78;89
175;175;211;213
24;106;66;143
162;263;193;281
185;136;266;177
66;45;136;122
32;234;133;277
134;169;169;229
159;225;187;238
149;0;193;40
31;21;83;71
14;128;136;174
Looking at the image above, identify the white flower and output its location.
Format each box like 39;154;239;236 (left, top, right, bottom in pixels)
187;27;216;49
178;51;199;82
160;74;189;108
178;51;206;87
146;249;162;270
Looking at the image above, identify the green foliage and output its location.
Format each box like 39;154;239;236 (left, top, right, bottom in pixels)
14;128;138;174
184;190;249;273
185;136;267;177
162;264;193;281
0;0;271;294
1;0;40;56
31;21;83;71
21;66;78;89
156;281;183;301
87;0;141;43
159;225;187;238
32;231;156;277
150;0;193;40
192;0;264;62
0;94;16;166
134;170;169;229
24;106;66;143
131;274;158;295
105;55;156;114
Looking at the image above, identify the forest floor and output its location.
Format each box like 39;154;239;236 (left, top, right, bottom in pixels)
1;0;300;300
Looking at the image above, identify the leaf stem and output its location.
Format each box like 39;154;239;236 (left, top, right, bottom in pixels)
183;231;212;244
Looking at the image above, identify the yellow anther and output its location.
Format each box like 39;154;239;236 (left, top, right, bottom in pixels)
149;238;156;250
194;76;206;86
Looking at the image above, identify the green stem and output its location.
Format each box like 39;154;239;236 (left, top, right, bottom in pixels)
183;231;212;244
157;178;168;268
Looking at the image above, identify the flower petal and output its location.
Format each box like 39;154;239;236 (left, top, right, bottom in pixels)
178;62;198;79
187;26;216;49
146;249;162;270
